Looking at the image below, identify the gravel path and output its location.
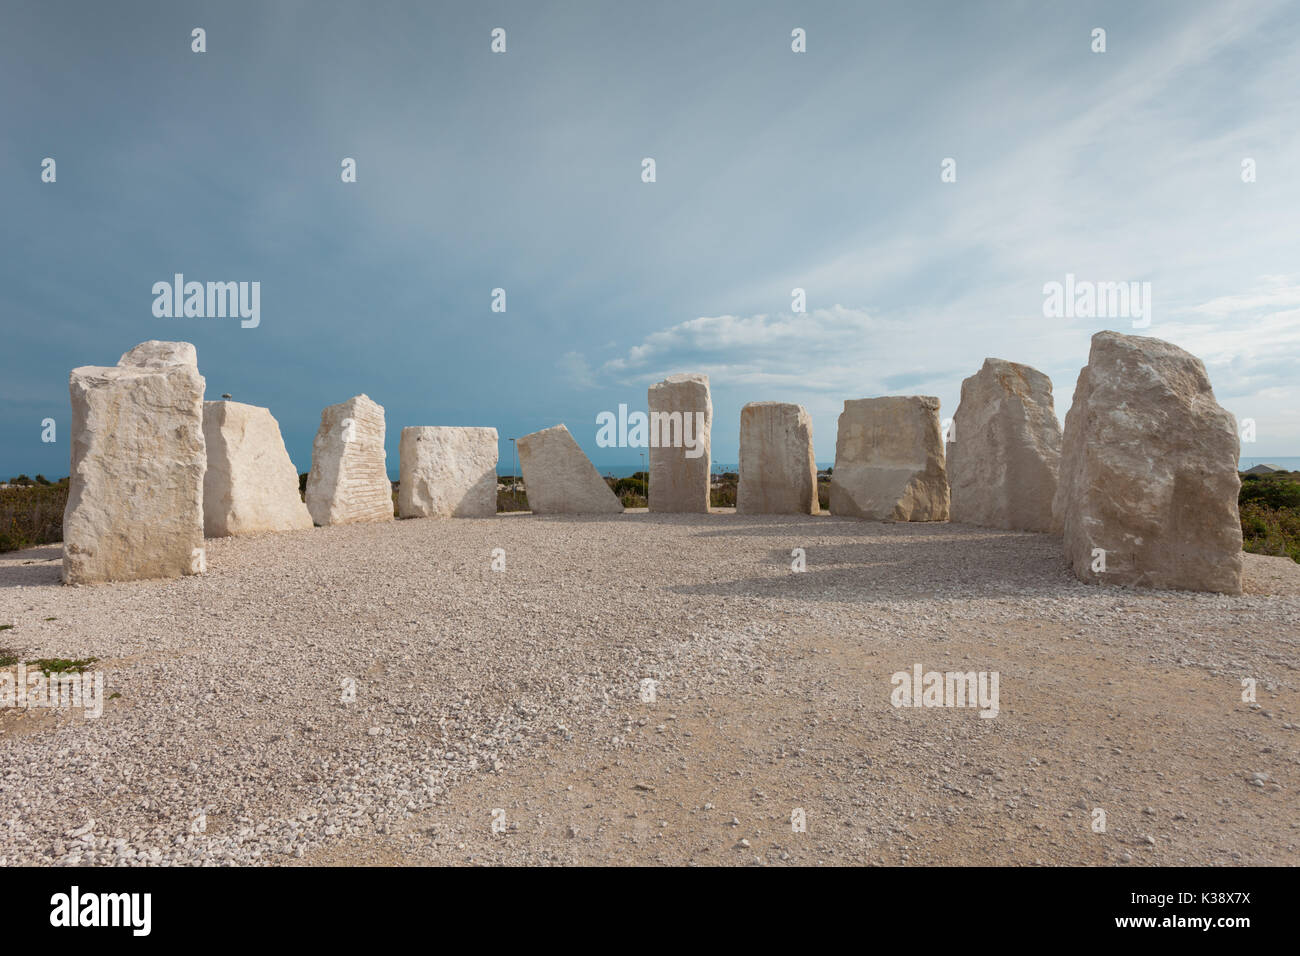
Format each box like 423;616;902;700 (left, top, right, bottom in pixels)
1;513;1297;866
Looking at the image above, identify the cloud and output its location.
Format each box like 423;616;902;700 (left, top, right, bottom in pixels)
565;270;1300;459
556;351;598;389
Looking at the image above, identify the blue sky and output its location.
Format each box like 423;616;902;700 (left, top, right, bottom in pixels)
3;0;1298;479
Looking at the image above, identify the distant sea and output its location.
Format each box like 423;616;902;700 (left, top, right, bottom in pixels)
498;461;835;478
495;458;1300;477
1239;457;1300;471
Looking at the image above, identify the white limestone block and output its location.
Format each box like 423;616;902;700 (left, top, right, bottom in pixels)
305;394;393;525
517;425;622;514
203;401;312;536
398;426;499;518
62;341;206;584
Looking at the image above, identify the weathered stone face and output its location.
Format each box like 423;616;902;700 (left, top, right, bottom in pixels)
398;426;499;518
947;358;1061;531
62;341;206;584
648;373;712;513
305;394;393;526
517;425;622;514
1053;331;1242;594
203;401;313;537
829;396;949;521
117;340;198;369
737;402;818;514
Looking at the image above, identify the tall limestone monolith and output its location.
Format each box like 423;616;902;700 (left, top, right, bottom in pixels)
62;341;206;584
203;401;312;536
305;394;393;525
398;426;499;518
829;396;949;521
1053;331;1242;594
947;358;1061;531
737;402;818;514
517;425;622;514
648;373;712;513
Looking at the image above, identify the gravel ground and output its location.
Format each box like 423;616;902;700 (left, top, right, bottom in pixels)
1;512;1297;866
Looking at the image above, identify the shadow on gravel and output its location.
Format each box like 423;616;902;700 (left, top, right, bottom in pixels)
0;545;63;589
668;530;1081;602
686;515;1035;540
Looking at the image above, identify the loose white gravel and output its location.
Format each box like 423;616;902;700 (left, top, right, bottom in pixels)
1;512;1297;866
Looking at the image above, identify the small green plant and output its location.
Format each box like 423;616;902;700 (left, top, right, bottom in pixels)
0;650;19;667
26;657;99;675
0;624;14;632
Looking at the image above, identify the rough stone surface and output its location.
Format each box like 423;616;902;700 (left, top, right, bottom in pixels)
737;402;817;514
1053;331;1242;594
517;425;622;514
648;373;712;513
305;395;393;526
62;341;206;584
830;396;949;521
947;358;1061;531
398;427;499;518
118;340;198;369
203;401;313;537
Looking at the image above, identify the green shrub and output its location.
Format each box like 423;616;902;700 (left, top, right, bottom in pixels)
1240;500;1300;563
1239;473;1300;510
613;477;647;497
0;482;69;552
498;488;529;512
710;483;736;508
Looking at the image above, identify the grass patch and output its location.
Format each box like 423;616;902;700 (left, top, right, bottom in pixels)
0;650;19;667
25;657;98;675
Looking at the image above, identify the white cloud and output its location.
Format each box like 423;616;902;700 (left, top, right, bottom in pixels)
556;351;598;389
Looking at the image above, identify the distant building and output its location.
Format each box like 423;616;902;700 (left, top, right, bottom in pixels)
1242;463;1284;475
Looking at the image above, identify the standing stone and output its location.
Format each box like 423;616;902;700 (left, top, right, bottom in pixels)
516;425;622;514
203;401;313;536
305;394;392;525
830;396;949;521
1053;331;1242;594
948;358;1061;531
398;426;499;518
737;402;817;514
63;341;206;584
648;373;712;513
